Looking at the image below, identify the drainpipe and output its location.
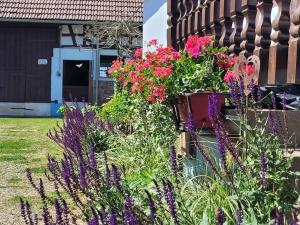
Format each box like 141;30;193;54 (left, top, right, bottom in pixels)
95;39;100;104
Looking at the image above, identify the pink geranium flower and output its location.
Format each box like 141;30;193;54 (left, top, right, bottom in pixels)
224;71;239;84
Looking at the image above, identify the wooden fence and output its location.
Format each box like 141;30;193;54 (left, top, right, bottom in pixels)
167;0;300;86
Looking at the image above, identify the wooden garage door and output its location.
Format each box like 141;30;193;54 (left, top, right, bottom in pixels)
0;24;59;103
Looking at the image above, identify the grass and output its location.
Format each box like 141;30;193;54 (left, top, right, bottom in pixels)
0;118;63;212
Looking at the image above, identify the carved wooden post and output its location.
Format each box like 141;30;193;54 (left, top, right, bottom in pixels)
176;0;185;49
219;0;233;47
202;0;212;34
253;0;272;85
181;0;189;44
210;0;222;43
287;0;300;84
229;0;243;54
268;0;291;84
240;0;257;58
194;0;204;35
168;0;179;49
187;0;197;36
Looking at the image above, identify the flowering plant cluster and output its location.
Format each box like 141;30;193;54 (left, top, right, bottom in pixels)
109;39;180;104
109;35;238;105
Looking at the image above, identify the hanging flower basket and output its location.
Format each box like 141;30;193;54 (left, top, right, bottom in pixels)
174;92;226;129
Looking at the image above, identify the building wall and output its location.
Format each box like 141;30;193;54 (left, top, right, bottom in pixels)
143;0;167;49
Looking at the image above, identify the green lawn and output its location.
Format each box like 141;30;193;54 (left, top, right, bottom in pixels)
0;118;63;224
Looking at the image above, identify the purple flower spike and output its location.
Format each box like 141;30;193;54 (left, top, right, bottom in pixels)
237;208;243;225
124;196;139;225
208;93;221;123
109;210;118;225
54;200;63;224
163;180;179;225
274;208;283;225
217;208;225;225
229;79;240;109
259;152;267;188
112;164;124;194
88;213;100;225
79;161;87;188
170;145;178;178
145;190;156;221
186;113;196;132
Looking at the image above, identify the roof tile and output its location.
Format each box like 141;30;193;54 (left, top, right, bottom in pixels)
0;0;143;22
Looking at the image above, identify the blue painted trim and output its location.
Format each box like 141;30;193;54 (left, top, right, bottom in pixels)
51;103;62;117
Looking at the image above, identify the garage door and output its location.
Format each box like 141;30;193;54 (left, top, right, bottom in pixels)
0;25;59;103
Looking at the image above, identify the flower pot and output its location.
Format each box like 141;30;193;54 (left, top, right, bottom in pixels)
174;92;226;129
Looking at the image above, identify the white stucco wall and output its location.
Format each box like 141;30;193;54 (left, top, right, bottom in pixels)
143;0;168;50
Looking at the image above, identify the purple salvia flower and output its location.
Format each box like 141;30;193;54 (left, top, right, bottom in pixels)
124;196;139;225
163;180;179;225
237;208;243;225
273;208;283;225
54;199;63;225
109;210;118;225
88;213;100;225
208;93;221;123
89;146;98;170
170;145;178;177
229;79;240;110
259;152;267;188
61;159;71;182
217;208;225;225
79;161;87;188
186;112;196;132
112;164;124;194
145;190;156;220
153;180;164;211
106;117;114;133
99;207;107;224
281;93;287;110
268;110;279;135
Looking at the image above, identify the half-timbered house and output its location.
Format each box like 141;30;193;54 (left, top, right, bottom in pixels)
0;0;143;116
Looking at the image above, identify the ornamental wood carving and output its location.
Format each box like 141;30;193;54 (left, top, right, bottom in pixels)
209;0;222;44
253;0;272;85
229;0;244;54
176;0;185;49
240;0;257;58
187;0;197;36
194;0;204;35
287;0;300;84
167;0;179;49
268;0;291;84
219;0;233;46
202;0;212;34
181;0;189;43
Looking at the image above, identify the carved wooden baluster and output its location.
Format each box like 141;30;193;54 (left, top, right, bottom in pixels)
202;0;212;34
167;0;179;49
268;0;291;84
219;0;233;47
253;0;272;85
229;0;243;54
181;0;189;44
176;0;185;49
187;0;197;36
194;0;204;35
287;0;300;84
209;0;222;43
239;0;257;58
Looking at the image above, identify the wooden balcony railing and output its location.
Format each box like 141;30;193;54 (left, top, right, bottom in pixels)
167;0;300;86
